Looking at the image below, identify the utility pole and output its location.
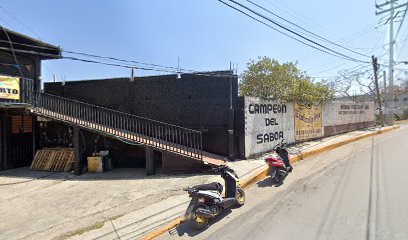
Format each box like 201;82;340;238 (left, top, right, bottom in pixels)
372;56;384;127
375;0;407;124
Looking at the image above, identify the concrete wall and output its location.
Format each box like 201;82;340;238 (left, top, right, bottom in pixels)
243;97;295;158
323;101;375;136
241;98;375;158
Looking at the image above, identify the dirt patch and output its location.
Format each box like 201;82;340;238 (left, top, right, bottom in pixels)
59;215;123;240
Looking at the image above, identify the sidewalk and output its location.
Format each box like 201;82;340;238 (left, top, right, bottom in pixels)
0;126;400;240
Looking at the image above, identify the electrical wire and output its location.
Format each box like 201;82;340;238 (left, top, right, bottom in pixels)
0;36;237;77
62;50;182;71
0;43;236;78
260;0;341;40
218;0;369;63
220;0;370;63
1;25;23;77
0;5;41;39
244;0;370;58
395;2;408;41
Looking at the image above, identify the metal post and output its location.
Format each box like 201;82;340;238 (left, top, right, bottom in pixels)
228;66;235;160
73;127;83;175
388;0;395;124
145;146;155;176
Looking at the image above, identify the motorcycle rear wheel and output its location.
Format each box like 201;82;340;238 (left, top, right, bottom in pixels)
191;208;209;230
234;188;246;207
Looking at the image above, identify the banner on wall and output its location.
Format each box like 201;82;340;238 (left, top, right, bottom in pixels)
294;102;323;141
0;76;20;100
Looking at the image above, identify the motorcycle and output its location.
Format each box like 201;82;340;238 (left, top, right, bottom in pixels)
265;139;292;184
183;165;245;229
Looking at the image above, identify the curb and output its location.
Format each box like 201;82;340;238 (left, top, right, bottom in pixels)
142;125;400;240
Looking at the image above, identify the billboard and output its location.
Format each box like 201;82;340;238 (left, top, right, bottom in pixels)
294;102;323;141
0;76;20;100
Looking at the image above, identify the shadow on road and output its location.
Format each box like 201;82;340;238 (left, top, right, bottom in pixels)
168;209;233;238
257;175;288;188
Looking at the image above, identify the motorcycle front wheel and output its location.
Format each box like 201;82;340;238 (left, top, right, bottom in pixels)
234;188;246;207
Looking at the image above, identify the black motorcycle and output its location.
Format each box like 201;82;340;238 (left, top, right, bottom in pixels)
265;140;292;183
183;165;245;229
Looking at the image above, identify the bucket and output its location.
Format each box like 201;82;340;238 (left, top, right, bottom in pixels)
87;156;103;173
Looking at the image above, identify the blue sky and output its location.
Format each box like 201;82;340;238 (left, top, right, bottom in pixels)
0;0;406;83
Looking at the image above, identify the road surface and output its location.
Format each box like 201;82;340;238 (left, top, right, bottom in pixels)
158;125;408;240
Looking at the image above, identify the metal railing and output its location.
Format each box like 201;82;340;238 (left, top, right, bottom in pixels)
31;91;203;160
0;78;34;104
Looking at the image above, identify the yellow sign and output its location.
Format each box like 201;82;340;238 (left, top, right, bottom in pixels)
0;76;20;100
294;103;323;141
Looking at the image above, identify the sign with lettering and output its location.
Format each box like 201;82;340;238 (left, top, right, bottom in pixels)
323;101;375;126
0;76;20;100
244;97;295;157
294;103;323;141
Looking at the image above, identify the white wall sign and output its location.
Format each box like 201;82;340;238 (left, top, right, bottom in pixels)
323;101;375;126
244;97;295;157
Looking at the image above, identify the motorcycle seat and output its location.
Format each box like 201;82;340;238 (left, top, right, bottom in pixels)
192;182;223;193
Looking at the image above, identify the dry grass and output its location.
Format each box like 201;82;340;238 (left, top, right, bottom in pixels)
396;119;408;125
60;214;123;239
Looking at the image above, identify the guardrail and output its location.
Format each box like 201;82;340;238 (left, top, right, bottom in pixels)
31;91;203;160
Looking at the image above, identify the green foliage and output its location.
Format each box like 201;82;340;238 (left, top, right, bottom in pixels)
239;56;334;104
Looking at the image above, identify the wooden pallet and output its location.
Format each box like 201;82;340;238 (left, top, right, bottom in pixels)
30;148;75;172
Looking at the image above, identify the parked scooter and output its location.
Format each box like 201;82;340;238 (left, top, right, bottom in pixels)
183;165;245;229
265;139;292;183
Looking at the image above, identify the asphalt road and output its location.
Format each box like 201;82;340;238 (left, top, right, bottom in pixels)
158;125;408;240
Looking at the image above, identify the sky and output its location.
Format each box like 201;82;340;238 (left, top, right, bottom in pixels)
0;0;407;85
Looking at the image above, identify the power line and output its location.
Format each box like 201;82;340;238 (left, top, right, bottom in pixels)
218;0;370;63
260;0;341;40
62;56;235;78
244;0;370;58
298;20;384;65
395;2;408;41
0;39;236;77
0;5;41;39
1;26;23;77
219;0;370;63
398;30;408;58
63;50;182;71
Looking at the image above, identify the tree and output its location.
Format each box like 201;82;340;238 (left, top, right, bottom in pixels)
331;68;376;99
239;56;334;104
